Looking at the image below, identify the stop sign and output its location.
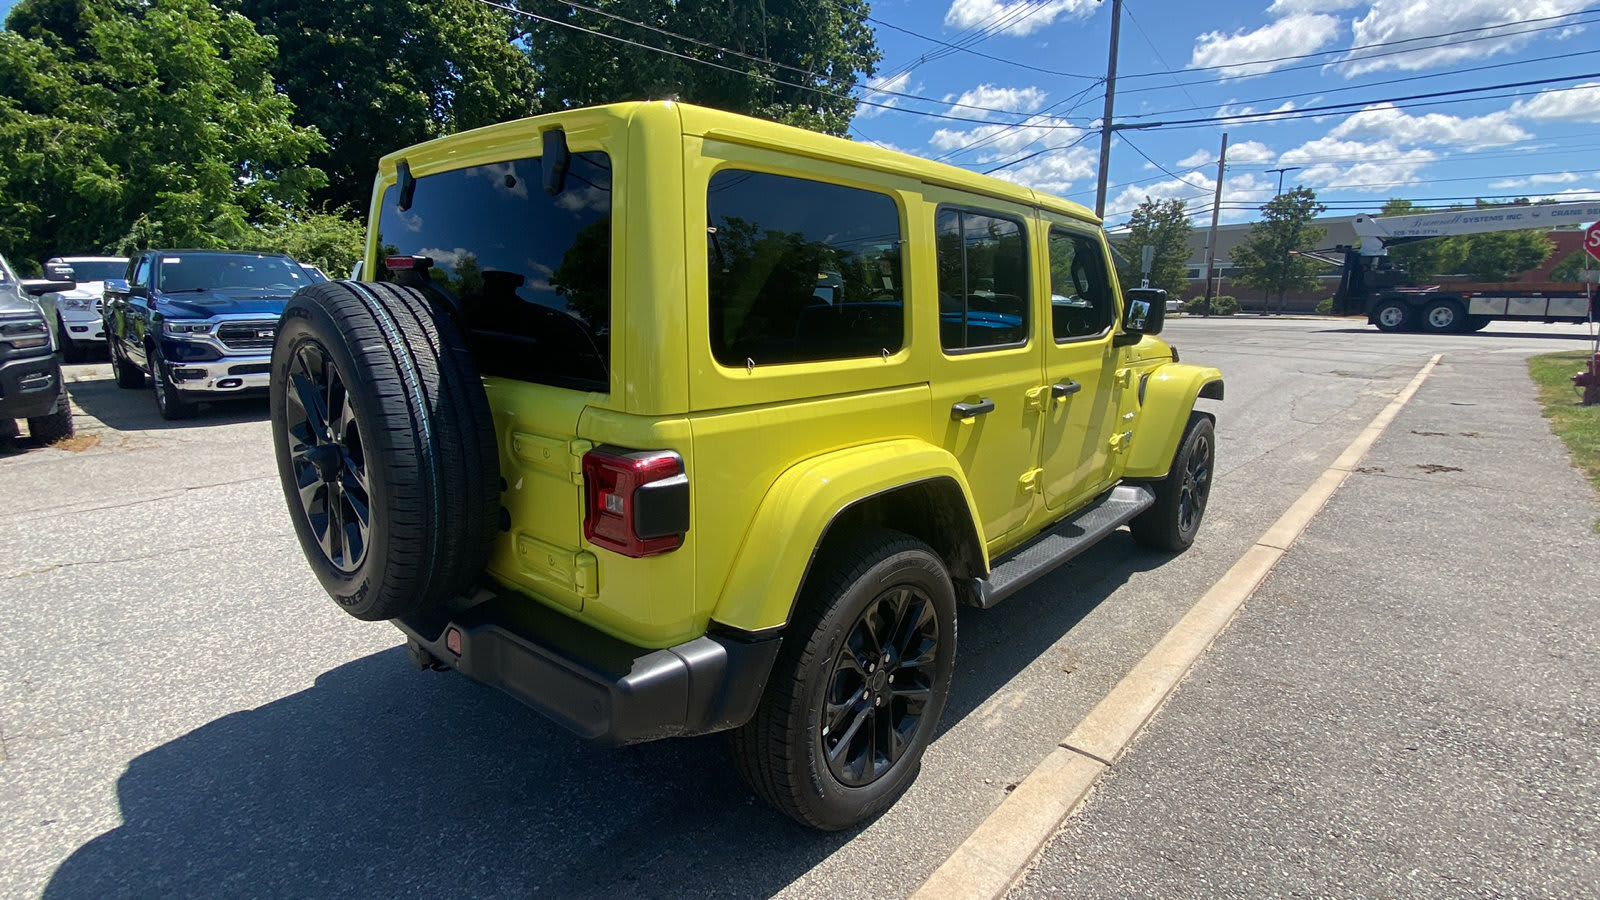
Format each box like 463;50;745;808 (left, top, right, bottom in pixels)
1587;220;1600;262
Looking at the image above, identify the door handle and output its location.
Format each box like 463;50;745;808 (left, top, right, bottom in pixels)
1052;381;1082;398
951;398;995;420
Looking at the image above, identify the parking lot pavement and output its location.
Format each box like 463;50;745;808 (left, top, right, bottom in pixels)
2;321;1593;899
1015;350;1600;897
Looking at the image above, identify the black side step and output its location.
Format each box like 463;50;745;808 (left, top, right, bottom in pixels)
971;484;1156;609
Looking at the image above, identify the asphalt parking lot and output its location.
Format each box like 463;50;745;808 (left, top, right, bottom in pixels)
2;317;1596;898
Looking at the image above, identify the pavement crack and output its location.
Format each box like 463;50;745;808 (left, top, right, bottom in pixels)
4;545;214;580
1059;742;1115;768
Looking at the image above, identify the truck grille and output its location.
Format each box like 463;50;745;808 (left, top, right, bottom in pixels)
216;321;277;351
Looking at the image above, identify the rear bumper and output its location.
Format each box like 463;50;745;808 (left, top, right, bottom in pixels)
0;353;64;420
396;589;782;747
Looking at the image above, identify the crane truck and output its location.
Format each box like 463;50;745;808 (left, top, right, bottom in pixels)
1323;199;1600;333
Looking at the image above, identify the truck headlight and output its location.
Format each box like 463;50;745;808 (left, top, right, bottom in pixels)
58;294;97;311
163;321;214;336
0;318;50;349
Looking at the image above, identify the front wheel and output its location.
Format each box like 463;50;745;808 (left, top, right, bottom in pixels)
732;530;957;830
1372;300;1412;333
112;341;145;389
1131;413;1215;552
148;346;197;420
27;381;74;443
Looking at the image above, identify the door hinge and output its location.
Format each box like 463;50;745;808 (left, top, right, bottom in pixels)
1024;385;1051;412
1109;431;1134;453
569;439;593;484
1115;368;1134;388
1018;467;1044;493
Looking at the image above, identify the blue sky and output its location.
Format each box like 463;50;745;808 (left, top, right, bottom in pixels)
856;0;1600;228
8;1;1599;229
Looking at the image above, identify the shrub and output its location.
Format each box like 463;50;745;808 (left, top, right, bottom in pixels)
1315;297;1334;315
1181;295;1239;316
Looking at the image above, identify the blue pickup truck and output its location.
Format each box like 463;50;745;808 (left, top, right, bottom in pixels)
103;250;317;419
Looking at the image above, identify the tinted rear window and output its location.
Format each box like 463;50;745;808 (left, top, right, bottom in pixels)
706;169;904;367
376;152;612;392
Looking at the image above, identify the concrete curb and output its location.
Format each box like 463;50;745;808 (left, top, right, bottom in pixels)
912;355;1443;900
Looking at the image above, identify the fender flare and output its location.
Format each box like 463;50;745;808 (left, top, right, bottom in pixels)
711;439;986;634
1124;363;1224;479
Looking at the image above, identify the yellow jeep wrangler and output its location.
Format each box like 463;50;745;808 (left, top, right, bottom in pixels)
270;102;1223;830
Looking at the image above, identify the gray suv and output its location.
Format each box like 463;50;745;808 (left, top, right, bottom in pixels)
0;253;74;443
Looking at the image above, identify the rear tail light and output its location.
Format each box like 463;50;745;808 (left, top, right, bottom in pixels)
582;446;690;557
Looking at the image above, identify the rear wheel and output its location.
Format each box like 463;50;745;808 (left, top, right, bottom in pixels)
1422;299;1466;334
1466;315;1492;332
1131;413;1215;552
733;530;956;831
270;281;500;622
1373;300;1412;333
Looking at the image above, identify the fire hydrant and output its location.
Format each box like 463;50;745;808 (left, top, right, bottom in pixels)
1575;352;1600;405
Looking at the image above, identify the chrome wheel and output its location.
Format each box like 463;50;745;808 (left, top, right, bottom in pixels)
283;340;370;572
1378;305;1406;329
821;584;942;788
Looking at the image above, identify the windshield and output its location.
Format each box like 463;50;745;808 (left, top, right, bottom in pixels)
157;254;311;293
61;260;127;283
0;254;12;284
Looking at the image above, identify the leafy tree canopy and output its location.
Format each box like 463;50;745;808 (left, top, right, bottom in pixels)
1114;197;1193;297
1;0;326;269
1230;186;1328;308
1379;197;1555;282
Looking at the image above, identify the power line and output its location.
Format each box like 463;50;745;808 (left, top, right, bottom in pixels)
1120;136;1213;191
866;14;1098;80
1120;47;1600;117
1120;7;1600;80
982;131;1099;174
930;81;1104;164
1123;73;1600;131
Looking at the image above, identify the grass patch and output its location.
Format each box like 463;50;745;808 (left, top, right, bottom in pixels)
1528;350;1600;531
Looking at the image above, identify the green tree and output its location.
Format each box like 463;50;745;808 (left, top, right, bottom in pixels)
1551;249;1593;282
246;208;366;275
513;0;880;137
233;0;540;212
1378;197;1555;282
1114;197;1193;297
0;0;326;268
1231;186;1328;312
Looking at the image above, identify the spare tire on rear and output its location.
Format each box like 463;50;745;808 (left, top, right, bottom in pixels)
270;281;501;621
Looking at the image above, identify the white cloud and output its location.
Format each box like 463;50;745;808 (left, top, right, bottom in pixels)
1267;0;1362;13
985;147;1100;195
1106;171;1275;227
949;84;1048;118
943;0;1098;37
1329;102;1530;148
1191;14;1342;78
1179;140;1273;170
857;72;913;118
928;119;1085;162
1278;136;1437;190
1487;172;1581;189
1340;0;1590;76
416;247;473;268
1509;82;1600;122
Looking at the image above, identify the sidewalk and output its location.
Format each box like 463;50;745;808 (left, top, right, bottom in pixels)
1015;351;1600;897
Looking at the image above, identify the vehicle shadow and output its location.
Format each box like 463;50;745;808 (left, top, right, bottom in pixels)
43;538;1168;898
66;377;269;433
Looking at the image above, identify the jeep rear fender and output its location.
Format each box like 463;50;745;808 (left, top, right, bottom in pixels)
711;440;986;634
1124;363;1224;479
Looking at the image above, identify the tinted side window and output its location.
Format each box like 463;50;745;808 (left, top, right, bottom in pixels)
706;170;904;367
1049;227;1115;341
131;257;151;287
935;209;1029;351
376;151;612;392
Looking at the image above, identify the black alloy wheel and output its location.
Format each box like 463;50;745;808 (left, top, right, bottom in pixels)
821;584;941;788
1176;425;1213;538
281;339;371;574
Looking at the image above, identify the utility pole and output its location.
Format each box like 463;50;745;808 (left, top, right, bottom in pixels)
1200;132;1228;316
1265;166;1301;196
1093;0;1123;219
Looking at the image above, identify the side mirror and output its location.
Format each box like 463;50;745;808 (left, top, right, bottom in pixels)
20;279;76;297
1114;287;1166;346
127;285;149;299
